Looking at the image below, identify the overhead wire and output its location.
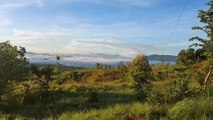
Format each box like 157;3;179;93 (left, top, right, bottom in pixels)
161;0;190;59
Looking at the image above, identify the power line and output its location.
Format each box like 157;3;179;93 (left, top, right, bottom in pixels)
161;0;190;57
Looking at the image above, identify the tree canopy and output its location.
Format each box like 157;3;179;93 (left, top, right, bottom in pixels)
128;55;152;91
190;1;213;63
0;41;28;82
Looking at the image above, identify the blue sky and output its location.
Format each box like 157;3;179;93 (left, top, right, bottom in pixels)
0;0;209;58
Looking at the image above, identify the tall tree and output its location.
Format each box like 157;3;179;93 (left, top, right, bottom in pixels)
0;41;28;94
189;1;213;63
189;1;213;90
0;41;28;81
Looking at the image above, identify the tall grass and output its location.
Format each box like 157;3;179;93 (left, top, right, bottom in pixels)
169;97;213;120
59;102;151;120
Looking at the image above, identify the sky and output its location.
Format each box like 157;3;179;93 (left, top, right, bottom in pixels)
0;0;210;58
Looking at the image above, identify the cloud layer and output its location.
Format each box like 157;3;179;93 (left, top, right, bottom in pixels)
7;28;162;58
0;0;206;61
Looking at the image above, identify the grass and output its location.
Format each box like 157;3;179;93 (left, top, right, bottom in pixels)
0;72;212;120
169;97;213;120
58;97;213;120
58;102;151;120
0;81;138;120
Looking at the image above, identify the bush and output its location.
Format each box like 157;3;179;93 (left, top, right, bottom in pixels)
147;88;165;104
164;78;191;103
4;81;27;106
2;79;57;107
128;55;153;99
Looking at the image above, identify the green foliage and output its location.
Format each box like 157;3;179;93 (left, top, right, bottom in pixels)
147;106;168;120
128;55;152;93
177;48;205;65
190;0;213;61
169;97;213;120
152;64;175;82
1;1;213;119
155;71;165;81
39;66;54;80
164;78;191;103
147;88;165;104
59;102;151;120
177;0;213;65
95;63;112;69
29;64;40;76
117;62;128;74
54;55;61;74
0;41;28;95
3;80;38;107
69;70;93;82
148;77;201;105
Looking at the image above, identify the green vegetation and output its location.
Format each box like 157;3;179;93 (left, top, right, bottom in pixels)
0;1;213;120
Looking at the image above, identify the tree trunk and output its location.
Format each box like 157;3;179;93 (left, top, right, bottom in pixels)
203;70;212;91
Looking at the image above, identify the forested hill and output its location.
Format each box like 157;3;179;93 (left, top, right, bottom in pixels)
147;54;178;62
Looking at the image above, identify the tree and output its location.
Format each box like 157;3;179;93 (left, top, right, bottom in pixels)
54;55;61;73
189;1;213;90
194;49;206;61
185;48;195;63
0;41;28;94
0;41;28;81
37;65;54;90
177;50;187;65
56;55;60;61
95;63;103;69
177;48;197;66
29;64;40;76
39;66;53;81
117;62;128;74
189;1;213;63
128;55;152;92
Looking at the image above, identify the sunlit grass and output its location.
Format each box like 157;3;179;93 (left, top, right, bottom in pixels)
59;102;151;120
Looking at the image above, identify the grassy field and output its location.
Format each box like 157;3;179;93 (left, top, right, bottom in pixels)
0;77;213;120
0;54;212;120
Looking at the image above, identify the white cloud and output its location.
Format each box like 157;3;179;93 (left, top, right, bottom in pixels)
64;38;160;57
0;3;30;9
5;28;162;57
8;28;79;47
0;0;165;10
0;0;45;9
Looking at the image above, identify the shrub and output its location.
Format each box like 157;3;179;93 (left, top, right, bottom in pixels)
164;78;191;103
128;55;153;99
147;88;165;104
